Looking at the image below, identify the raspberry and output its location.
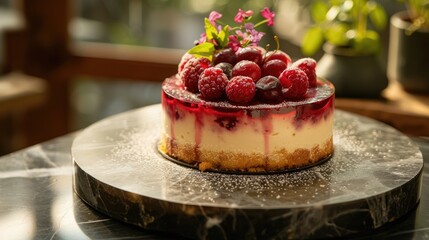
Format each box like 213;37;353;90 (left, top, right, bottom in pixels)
178;53;194;75
226;76;256;103
236;47;263;65
291;58;317;87
213;48;237;65
231;60;261;82
263;50;292;67
181;57;211;93
279;68;309;98
262;59;287;78
198;67;228;101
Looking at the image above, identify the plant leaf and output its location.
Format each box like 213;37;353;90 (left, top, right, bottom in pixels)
326;6;341;21
353;30;380;54
210;25;230;50
217;25;230;48
311;0;329;24
325;23;349;46
368;2;387;30
188;42;215;61
325;23;350;46
302;26;324;56
204;18;217;40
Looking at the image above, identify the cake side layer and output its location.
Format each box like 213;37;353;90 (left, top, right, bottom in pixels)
161;105;334;153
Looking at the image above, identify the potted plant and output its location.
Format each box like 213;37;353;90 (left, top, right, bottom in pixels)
387;0;429;94
302;0;389;98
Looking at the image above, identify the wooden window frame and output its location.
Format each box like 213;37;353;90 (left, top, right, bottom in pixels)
3;0;181;146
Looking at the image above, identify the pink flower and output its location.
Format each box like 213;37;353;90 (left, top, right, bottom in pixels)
235;30;246;40
249;29;264;45
208;11;222;25
243;23;254;30
260;7;275;26
228;35;241;52
198;33;206;44
234;9;254;23
235;24;264;47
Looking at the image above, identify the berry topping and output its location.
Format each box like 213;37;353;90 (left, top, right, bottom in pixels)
263;50;292;66
236;47;263;65
232;60;261;82
226;76;256;103
256;76;283;102
178;53;194;75
213;48;237;65
262;59;287;78
181;57;211;93
175;8;323;104
198;67;228;101
279;68;309;98
291;58;317;88
214;62;233;79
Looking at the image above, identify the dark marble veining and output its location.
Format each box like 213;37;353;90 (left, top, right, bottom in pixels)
72;105;423;239
0;106;428;239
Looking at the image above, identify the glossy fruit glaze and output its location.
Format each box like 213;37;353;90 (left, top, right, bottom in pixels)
163;74;334;120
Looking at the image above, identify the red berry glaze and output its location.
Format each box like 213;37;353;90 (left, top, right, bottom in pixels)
226;76;256;103
232;60;261;82
181;57;211;93
291;58;317;87
262;59;287;78
213;48;237;65
198;67;228;101
264;50;292;67
236;47;263;65
279;68;309;98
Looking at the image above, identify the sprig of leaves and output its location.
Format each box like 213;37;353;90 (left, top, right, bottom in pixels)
404;0;429;34
188;8;275;60
188;19;230;61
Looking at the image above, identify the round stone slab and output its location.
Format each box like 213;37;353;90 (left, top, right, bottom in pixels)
72;104;423;239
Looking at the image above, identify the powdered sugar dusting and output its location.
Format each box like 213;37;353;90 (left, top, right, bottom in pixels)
72;105;422;209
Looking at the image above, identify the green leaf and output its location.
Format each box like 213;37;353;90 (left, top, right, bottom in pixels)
302;26;324;56
353;30;380;54
188;42;215;61
325;23;349;46
311;0;329;24
211;32;221;48
217;25;230;48
330;0;344;6
326;6;341;21
204;18;217;40
368;2;387;30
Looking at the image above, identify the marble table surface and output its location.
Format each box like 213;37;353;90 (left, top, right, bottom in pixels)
0;115;428;239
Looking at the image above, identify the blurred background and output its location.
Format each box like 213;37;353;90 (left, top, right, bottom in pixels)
0;0;427;155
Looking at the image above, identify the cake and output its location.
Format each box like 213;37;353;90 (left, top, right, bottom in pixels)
159;8;334;172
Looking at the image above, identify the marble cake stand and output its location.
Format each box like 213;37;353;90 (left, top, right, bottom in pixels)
72;104;423;239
